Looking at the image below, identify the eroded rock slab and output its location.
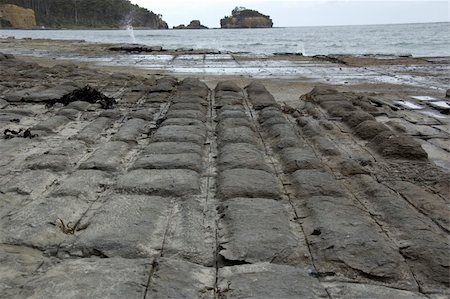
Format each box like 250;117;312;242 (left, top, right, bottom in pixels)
72;195;170;258
20;258;151;299
116;169;201;196
218;198;308;266
217;169;280;199
218;263;329;298
147;258;214;299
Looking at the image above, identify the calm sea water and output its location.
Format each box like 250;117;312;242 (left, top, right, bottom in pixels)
1;22;448;57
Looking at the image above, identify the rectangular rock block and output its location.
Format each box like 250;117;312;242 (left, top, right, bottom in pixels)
79;141;130;172
163;200;215;266
51;170;113;200
116;169;201;196
348;175;450;294
73;195;170;258
152;125;206;145
21;258;151;299
291;169;346;198
218;263;329;299
74;117;112;143
218;198;308;266
218;143;270;172
146;258;214;299
278;147;321;173
300;195;417;291
0;196;89;249
141;142;202;155
132;153;203;173
217;169;280;200
112;118;146;144
32;115;70;133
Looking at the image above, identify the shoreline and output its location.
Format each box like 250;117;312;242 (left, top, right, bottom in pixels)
0;39;449;297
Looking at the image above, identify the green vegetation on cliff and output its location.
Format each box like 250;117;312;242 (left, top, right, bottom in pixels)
220;7;273;28
0;0;167;28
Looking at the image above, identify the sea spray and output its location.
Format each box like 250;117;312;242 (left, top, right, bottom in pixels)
126;24;136;44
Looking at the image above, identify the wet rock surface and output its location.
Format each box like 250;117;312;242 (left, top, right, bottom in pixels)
0;56;449;298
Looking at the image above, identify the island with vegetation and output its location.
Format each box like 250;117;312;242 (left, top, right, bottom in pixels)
0;0;167;29
220;7;273;28
173;20;208;30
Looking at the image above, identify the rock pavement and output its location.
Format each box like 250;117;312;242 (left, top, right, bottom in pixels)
0;55;449;298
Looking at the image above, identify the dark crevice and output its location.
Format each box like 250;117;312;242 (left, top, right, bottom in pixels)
217;254;251;267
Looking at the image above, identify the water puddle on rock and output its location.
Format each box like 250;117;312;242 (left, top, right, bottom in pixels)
395;100;424;110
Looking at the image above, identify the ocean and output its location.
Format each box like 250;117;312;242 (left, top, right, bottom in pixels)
1;22;449;57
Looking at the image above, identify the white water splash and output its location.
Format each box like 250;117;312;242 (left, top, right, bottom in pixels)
126;24;136;43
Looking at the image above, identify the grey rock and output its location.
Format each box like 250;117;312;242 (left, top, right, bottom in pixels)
147;258;215;299
22;258;151;299
258;106;284;122
144;92;170;103
164;200;215;266
161;117;205;127
368;131;428;160
216;81;242;92
0;98;9;109
386;180;449;232
300;195;417;290
172;95;207;105
116;169;201;196
344;110;376;128
217;169;280;199
322;100;357;117
325;282;429;299
246;82;278;110
0;196;88;248
218;143;269;171
291;169;346;197
166;109;206;122
0;245;50;298
218;126;258;146
217;117;253;132
66;100;91;111
1;170;58;199
112;118;146;144
51;170;113;200
32;115;70;133
218;198;308;265
141;142;202;155
152;125;206;145
218;263;329;298
261;115;289;127
133;153;203;173
354;120;390;140
129;108;155;121
311;136;340;156
278;147;321;173
73;195;170;258
80;141;129;172
149;77;178;92
73;117;113;143
24;142;86;171
349;175;450;293
217;109;247;122
56;107;81;120
170;102;207;114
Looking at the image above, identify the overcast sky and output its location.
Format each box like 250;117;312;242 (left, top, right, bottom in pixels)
130;0;449;28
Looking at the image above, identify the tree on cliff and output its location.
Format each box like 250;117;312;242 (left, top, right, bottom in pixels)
221;7;273;28
0;0;168;28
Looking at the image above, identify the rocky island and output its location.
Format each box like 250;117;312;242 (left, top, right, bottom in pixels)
221;7;273;28
173;20;208;29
